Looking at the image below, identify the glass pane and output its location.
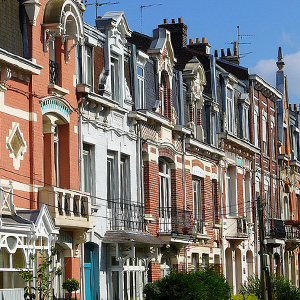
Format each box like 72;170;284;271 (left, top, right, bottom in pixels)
137;66;143;77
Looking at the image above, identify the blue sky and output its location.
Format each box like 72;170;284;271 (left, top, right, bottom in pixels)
84;0;300;105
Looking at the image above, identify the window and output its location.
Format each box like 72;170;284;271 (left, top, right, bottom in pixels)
283;196;290;220
244;172;251;220
49;39;59;85
271;119;275;159
212;179;219;224
193;178;203;233
242;106;249;140
264;181;270;219
137;66;144;109
111;57;119;102
253;105;259;147
54;126;60;187
120;156;130;207
293;130;299;160
83;144;94;196
107;153;115;208
226;166;237;216
159;160;171;232
202;253;209;268
76;45;82;84
211;113;217;146
262;113;268;155
86;46;93;88
226;87;234;133
160;82;165;115
191;253;199;271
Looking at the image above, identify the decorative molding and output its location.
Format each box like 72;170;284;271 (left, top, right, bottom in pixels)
6;123;27;170
23;0;42;26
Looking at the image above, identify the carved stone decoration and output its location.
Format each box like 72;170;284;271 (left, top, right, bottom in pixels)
23;0;42;26
73;230;88;257
6;123;27;170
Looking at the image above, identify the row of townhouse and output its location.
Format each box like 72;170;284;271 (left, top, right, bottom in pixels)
0;1;300;299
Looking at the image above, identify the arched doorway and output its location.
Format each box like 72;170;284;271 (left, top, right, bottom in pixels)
246;250;254;277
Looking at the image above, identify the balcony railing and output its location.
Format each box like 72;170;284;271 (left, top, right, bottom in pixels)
159;207;193;235
49;59;59;85
194;218;204;234
108;200;145;231
284;220;300;240
39;186;92;229
265;218;286;239
225;216;249;240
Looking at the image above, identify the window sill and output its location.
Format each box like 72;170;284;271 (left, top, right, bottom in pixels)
48;84;69;97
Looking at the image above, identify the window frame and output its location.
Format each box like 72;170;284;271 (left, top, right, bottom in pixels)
111;56;120;103
226;87;234;133
137;65;145;109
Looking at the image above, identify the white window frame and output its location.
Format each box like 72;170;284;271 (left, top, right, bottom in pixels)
159;160;171;232
111;56;120;103
253;105;259;147
262;111;268;155
86;45;93;89
160;82;165;115
211;112;217;146
54;126;60;187
226;87;234;133
271;117;275;159
83;143;94;197
226;166;237;216
137;65;144;109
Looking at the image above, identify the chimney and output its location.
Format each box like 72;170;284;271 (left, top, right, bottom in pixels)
219;43;240;65
294;104;297;111
158;17;188;53
289;104;292;110
189;38;194;45
164;19;168;24
187;36;211;54
214;50;218;57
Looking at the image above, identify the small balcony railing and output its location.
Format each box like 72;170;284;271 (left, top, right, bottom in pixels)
284;220;300;240
39;186;92;229
159;207;193;235
108;200;145;231
49;59;59;85
194;218;204;234
265;218;286;239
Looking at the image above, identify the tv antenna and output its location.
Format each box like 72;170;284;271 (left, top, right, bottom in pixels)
85;0;120;19
226;26;255;58
140;3;162;33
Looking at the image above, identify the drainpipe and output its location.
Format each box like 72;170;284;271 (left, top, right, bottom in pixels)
219;159;225;275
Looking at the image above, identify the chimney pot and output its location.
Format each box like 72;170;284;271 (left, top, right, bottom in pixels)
172;19;175;24
227;48;232;56
178;17;183;23
214;50;218;57
196;37;200;44
221;49;225;57
189;38;194;45
294;104;297;111
202;37;207;43
289;104;292;110
164;19;168;24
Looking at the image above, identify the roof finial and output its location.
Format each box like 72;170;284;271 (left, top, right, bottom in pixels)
276;46;285;70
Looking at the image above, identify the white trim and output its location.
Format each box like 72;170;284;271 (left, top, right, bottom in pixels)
0;179;41;193
0;93;37;121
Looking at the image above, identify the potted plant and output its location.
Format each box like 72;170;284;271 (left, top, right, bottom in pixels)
62;278;80;300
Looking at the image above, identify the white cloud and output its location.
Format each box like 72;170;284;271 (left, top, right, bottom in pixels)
251;51;300;102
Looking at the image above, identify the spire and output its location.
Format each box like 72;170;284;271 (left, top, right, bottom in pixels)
276;46;285;70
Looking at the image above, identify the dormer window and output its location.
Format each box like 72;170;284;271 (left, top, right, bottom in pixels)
111;56;119;103
226;87;234;133
86;46;93;89
137;66;144;109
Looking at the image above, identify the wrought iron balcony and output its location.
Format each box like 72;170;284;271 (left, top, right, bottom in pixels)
39;186;92;229
159;207;193;235
49;59;59;85
284;220;300;250
108;200;145;232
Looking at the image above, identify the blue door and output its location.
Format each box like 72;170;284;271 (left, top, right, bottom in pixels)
84;243;99;300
